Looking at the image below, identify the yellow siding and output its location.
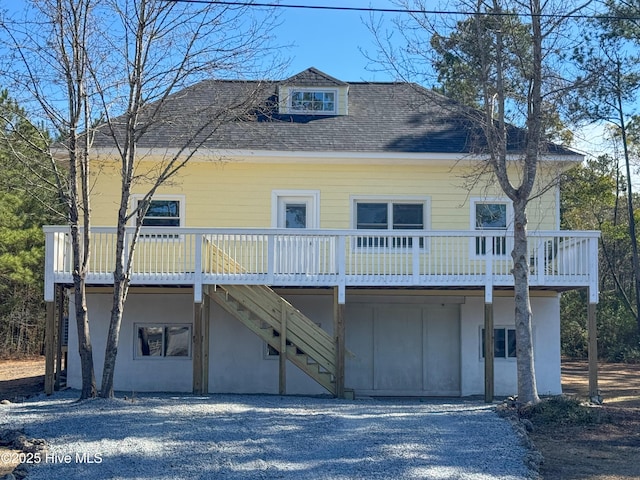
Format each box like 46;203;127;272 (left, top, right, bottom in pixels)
89;157;560;231
337;87;349;116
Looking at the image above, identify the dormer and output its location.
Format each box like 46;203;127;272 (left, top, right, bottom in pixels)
278;67;349;116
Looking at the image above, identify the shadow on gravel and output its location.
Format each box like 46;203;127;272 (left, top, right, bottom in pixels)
4;392;531;480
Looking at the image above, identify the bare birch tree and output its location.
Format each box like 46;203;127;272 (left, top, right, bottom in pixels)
367;0;585;403
1;0;102;399
94;0;284;398
2;0;284;398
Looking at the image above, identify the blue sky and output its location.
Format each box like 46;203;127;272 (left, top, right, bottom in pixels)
271;2;611;157
3;0;609;156
272;1;400;82
4;0;400;82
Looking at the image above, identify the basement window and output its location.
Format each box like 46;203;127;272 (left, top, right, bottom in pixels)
135;324;191;359
481;327;517;359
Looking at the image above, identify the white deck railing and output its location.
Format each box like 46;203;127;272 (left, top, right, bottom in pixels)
43;227;600;303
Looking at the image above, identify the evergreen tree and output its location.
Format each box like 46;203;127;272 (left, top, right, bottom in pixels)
0;90;61;356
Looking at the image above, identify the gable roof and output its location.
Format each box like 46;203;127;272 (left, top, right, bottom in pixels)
280;67;347;87
90;68;579;158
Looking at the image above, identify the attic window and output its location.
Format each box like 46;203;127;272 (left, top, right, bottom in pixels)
289;89;336;114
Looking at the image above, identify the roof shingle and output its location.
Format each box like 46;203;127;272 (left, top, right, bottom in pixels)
91;68;577;157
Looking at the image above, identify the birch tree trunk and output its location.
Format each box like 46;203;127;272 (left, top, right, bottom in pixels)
512;199;539;402
477;0;542;403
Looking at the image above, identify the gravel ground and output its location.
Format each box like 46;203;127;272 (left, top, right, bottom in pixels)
1;391;533;480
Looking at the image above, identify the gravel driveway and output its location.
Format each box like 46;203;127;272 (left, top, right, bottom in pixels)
2;391;533;480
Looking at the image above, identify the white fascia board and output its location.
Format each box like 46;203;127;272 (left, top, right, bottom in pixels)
88;147;584;165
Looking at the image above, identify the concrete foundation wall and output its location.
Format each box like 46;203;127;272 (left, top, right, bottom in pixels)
67;292;195;392
67;290;561;396
460;294;561;396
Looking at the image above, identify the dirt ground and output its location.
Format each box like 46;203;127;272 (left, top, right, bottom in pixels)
532;361;640;480
0;357;639;479
0;357;45;403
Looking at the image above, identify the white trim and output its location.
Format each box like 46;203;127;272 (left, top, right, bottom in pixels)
271;190;320;228
470;197;513;259
350;195;431;252
555;185;561;230
85;147;585;165
43;225;601;295
350;195;431;230
470;197;513;230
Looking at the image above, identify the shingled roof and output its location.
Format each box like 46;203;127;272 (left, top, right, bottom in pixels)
90;68;578;157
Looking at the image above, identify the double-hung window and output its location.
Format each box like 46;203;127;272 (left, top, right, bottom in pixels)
135;324;191;359
354;199;427;248
473;200;510;256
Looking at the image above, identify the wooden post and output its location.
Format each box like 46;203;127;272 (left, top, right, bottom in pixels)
588;300;599;401
192;302;203;394
484;248;494;403
55;285;64;391
333;287;345;398
202;293;210;393
484;302;494;403
44;300;56;395
279;300;287;395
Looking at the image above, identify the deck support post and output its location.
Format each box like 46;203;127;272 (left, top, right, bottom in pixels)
587;294;599;402
484;285;494;403
202;293;210;393
484;302;494;403
55;285;65;391
333;287;345;398
279;299;287;395
192;301;204;394
44;299;56;395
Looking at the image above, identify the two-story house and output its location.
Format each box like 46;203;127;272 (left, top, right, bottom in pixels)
43;68;599;398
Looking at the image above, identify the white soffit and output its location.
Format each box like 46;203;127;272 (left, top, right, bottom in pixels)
86;147;584;165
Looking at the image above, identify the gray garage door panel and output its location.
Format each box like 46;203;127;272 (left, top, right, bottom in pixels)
346;303;461;396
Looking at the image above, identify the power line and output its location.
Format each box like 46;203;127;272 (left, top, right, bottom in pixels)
161;0;640;21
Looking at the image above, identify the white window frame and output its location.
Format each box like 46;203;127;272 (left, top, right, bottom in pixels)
271;190;320;229
286;87;338;115
470;197;513;258
134;323;192;360
480;326;517;361
351;196;431;251
131;194;185;240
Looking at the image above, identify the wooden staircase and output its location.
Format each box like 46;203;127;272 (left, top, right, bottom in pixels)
208;284;339;395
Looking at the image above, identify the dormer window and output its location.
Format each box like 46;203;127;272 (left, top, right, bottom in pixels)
289;89;337;114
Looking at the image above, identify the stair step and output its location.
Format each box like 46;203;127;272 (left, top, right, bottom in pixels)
211;284;338;396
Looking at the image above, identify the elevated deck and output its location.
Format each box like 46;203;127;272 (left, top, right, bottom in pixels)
44;227;600;303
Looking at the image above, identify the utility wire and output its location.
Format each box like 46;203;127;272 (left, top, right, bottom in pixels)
161;0;640;21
